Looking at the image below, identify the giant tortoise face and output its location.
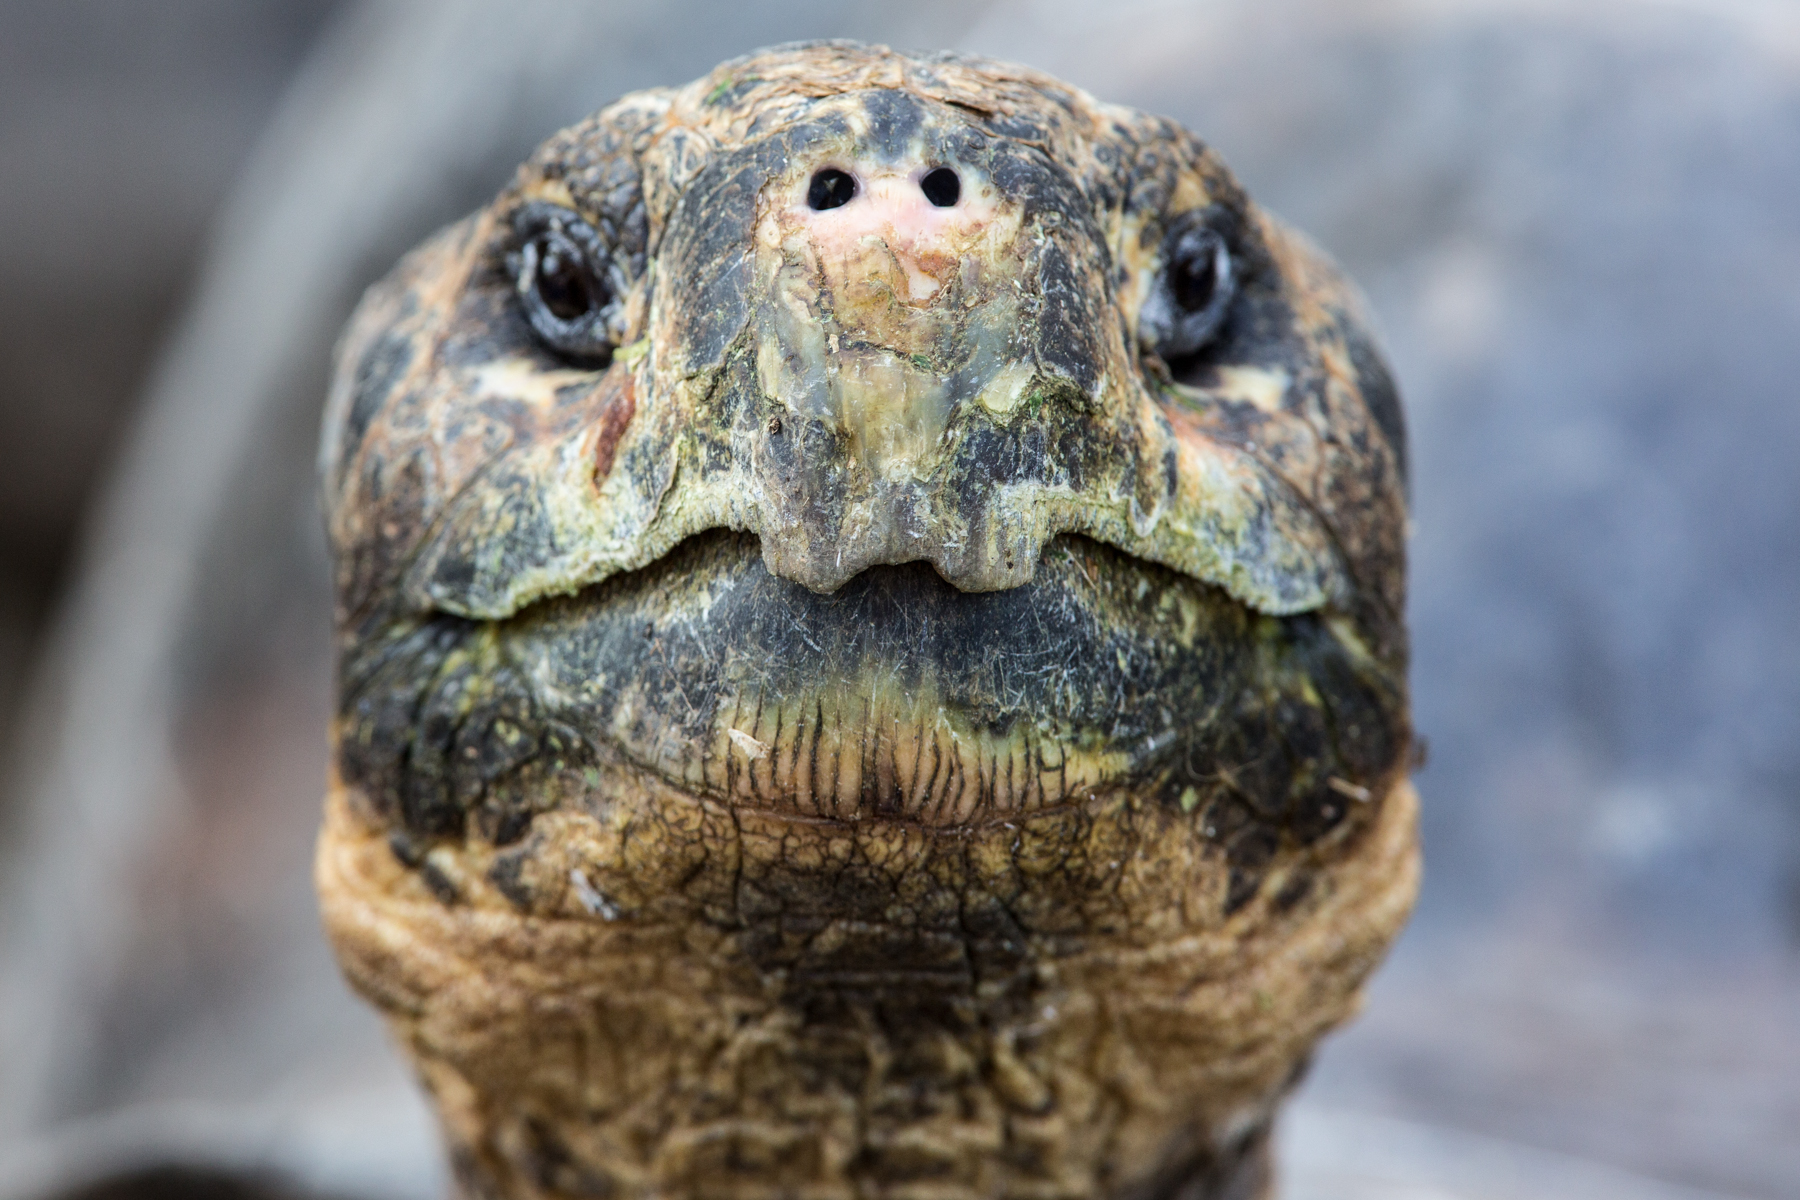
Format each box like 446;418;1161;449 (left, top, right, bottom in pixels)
317;42;1415;1200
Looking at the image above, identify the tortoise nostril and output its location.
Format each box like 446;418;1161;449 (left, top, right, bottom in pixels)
807;168;857;210
920;167;961;207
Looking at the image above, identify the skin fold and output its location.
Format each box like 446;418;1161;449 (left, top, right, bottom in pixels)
316;41;1417;1200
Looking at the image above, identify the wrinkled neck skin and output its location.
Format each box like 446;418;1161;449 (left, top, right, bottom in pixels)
316;43;1417;1200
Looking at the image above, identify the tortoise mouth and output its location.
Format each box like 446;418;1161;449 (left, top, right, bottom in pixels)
339;529;1395;846
476;528;1385;832
506;530;1182;826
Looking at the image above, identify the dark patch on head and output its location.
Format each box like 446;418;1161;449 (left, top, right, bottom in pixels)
974;142;1111;397
1345;324;1408;501
660;158;762;373
655;118;849;378
1031;239;1104;396
982;110;1052;144
985;142;1086;224
341;330;412;473
861;89;923;159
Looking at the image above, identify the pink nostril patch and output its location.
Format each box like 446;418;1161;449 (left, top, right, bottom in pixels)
790;162;998;305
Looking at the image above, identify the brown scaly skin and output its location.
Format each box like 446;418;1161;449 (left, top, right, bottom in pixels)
316;42;1418;1200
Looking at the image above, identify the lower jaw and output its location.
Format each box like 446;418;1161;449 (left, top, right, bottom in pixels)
471;531;1398;836
317;756;1419;1200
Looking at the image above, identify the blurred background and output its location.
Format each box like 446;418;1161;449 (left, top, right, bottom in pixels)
0;2;1795;1198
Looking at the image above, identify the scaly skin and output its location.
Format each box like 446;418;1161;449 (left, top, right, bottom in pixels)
316;41;1418;1200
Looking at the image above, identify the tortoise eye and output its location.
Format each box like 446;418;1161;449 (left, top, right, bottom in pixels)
1171;231;1222;314
1140;221;1236;367
509;206;620;361
529;235;597;321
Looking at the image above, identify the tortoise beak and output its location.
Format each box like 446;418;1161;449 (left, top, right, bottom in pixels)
738;127;1093;594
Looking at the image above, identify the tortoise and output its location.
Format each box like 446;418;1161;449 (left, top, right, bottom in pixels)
315;40;1417;1200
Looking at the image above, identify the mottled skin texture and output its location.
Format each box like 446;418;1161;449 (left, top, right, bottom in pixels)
315;42;1417;1200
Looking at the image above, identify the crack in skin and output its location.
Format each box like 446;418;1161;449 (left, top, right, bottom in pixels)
316;42;1416;1200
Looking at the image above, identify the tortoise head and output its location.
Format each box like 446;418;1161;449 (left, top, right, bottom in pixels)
318;41;1415;1200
